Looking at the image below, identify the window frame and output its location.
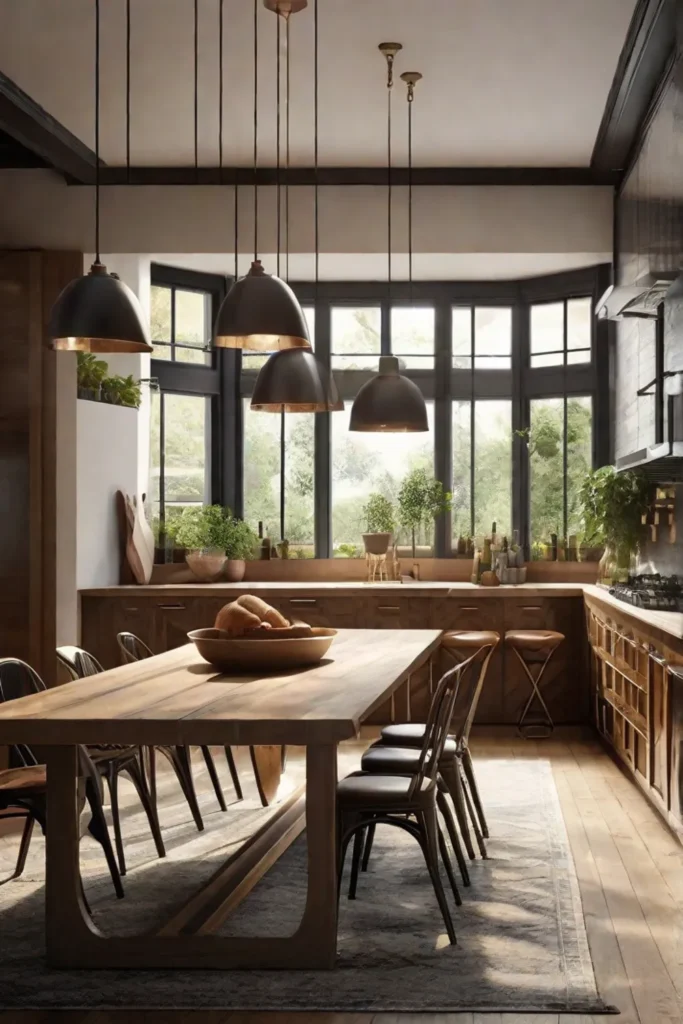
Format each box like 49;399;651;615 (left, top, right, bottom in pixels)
150;264;240;530
157;264;611;558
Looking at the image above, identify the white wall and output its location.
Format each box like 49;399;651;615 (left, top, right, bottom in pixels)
76;399;139;590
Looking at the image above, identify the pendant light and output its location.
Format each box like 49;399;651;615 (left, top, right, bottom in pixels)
349;47;427;432
213;0;310;350
251;0;338;413
50;0;151;354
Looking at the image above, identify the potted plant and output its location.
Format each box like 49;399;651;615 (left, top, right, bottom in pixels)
101;374;142;409
76;352;108;401
362;493;396;555
398;469;452;559
174;505;258;582
579;466;650;583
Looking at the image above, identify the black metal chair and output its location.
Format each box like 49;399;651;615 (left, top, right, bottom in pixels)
0;658;124;898
56;645;165;876
116;632;244;828
336;655;479;946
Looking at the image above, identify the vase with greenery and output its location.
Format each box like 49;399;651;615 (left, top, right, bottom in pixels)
398;469;452;558
362;493;396;555
101;374;142;409
174;505;258;581
76;352;108;401
579;466;649;583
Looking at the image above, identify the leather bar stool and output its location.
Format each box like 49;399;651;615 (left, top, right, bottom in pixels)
505;629;564;739
370;634;499;863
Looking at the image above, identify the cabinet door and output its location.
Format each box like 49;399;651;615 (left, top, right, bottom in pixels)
430;598;504;723
152;599;217;653
81;597;157;669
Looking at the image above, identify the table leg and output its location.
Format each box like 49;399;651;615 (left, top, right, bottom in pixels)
45;745;101;965
297;743;339;968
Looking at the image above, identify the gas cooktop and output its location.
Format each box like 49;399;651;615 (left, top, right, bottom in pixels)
609;574;683;612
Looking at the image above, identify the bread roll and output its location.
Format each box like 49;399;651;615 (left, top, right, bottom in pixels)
236;594;289;628
244;623;313;640
214;601;261;635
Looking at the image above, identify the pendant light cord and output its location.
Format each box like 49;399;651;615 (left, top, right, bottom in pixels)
314;0;319;307
194;0;198;184
285;15;290;283
219;0;223;181
407;85;412;302
387;69;391;303
126;0;130;185
253;0;258;261
94;0;100;262
276;13;281;277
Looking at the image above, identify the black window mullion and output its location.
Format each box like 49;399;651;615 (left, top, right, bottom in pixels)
469;306;475;538
315;301;332;557
159;392;166;526
562;301;569;542
381;302;391;356
512;297;528;550
170;286;176;361
434;300;451;557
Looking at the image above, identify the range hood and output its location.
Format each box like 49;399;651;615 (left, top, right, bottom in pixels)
617;394;683;482
596;271;681;321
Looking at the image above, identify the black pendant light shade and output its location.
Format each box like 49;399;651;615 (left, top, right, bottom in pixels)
214;260;310;350
250;348;339;412
349;356;428;432
50;262;152;353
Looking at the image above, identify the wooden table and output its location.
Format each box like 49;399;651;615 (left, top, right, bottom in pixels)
0;627;441;970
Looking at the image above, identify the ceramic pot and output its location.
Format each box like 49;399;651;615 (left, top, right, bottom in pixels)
185;548;227;582
362;532;393;556
224;558;246;582
77;385;101;402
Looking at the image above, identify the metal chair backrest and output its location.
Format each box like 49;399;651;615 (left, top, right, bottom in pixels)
117;632;154;664
0;658;47;767
56;645;104;680
450;643;496;749
408;651;479;799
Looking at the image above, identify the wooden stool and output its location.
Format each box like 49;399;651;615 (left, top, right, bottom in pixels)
505;630;564;739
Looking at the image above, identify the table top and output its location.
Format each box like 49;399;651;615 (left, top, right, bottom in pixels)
0;629;442;747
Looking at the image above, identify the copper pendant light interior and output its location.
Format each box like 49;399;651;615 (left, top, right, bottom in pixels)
214;261;310;350
250;348;337;412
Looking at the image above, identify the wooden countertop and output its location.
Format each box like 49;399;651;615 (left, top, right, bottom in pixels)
80;581;586;598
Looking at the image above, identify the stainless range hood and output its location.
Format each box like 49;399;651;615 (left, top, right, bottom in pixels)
596;271;681;321
617;393;683;482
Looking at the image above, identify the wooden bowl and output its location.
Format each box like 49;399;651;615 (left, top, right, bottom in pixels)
188;627;337;672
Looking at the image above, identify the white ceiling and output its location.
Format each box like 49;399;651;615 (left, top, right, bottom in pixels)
0;0;637;168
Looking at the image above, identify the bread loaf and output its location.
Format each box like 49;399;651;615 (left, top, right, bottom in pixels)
236;594;289;628
243;623;313;640
214;601;261;635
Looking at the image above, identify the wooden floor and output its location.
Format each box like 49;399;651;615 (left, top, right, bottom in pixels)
1;727;682;1024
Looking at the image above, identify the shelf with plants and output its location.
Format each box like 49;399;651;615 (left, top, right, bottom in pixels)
76;353;144;410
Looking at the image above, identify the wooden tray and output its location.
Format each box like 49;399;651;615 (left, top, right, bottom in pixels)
188;627;337;671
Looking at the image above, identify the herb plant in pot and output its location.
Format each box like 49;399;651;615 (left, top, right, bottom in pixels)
101;374;142;409
579;466;649;584
76;352;108;401
362;493;395;555
174;505;258;582
398;469;452;558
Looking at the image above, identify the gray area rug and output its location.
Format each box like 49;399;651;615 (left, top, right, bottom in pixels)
0;751;616;1013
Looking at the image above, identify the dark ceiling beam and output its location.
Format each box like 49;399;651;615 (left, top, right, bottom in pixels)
75;165;619;187
0;71;99;182
591;0;678;179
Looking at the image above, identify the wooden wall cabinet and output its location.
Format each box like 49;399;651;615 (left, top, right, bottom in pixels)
81;590;588;730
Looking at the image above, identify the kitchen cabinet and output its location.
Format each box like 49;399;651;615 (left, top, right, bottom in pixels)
80;587;586;729
585;592;682;837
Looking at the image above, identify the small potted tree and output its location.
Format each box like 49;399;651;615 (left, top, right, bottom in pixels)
174;505;258;582
362;493;396;555
76;352;108;401
398;468;452;559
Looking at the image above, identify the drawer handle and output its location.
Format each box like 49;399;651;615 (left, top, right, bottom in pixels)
521;605;542;611
378;605;400;612
123;607;139;613
459;606;479;612
158;603;186;610
290;598;317;606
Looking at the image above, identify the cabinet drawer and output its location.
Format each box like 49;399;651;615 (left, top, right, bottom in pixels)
431;598;503;634
278;596;359;628
503;598;573;632
364;598;430;630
